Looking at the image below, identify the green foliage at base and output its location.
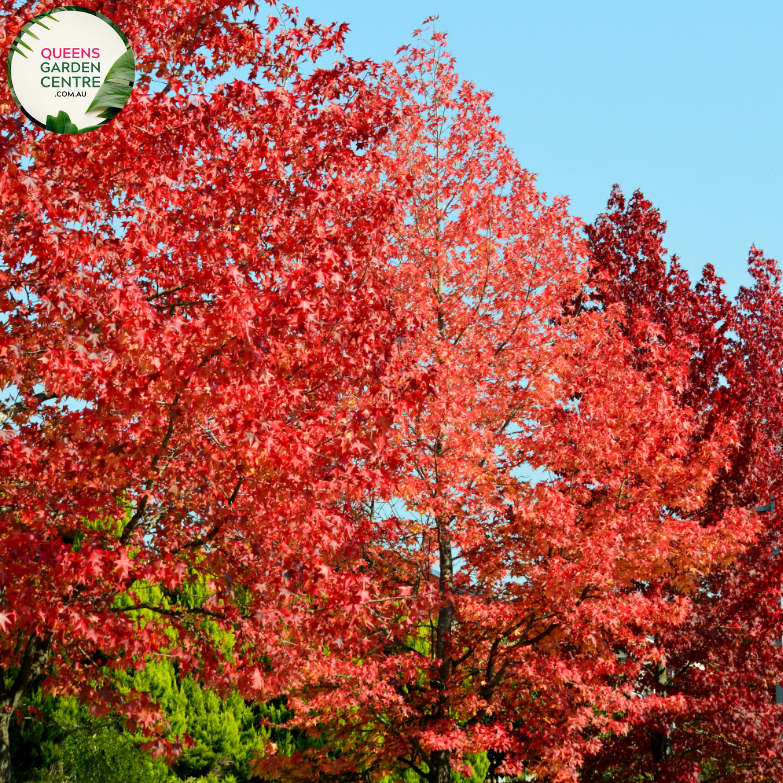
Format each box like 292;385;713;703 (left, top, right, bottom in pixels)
31;726;169;783
11;696;169;783
378;752;490;783
456;753;490;783
123;663;267;781
10;661;282;783
11;662;491;783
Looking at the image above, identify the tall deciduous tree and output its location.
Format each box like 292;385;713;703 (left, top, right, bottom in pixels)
253;30;766;783
577;189;783;783
0;1;419;780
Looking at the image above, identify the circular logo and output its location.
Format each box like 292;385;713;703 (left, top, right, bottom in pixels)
6;6;135;135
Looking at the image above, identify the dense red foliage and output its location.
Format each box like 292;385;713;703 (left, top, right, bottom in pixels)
253;33;777;783
0;1;420;779
4;5;783;782
578;189;783;783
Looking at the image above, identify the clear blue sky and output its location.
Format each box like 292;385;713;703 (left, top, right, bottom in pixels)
296;0;783;300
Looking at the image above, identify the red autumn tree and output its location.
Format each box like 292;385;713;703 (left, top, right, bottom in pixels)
0;1;420;779
252;30;767;783
576;189;783;783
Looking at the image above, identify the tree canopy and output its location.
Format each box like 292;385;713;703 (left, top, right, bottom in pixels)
2;4;783;783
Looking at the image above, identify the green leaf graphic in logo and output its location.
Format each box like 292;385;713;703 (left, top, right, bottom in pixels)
87;49;135;118
45;111;103;136
46;110;79;134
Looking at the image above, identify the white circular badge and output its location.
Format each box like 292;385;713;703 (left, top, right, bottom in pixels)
7;6;135;134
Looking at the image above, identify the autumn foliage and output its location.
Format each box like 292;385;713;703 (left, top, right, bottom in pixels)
0;1;420;779
251;29;783;783
577;190;783;783
2;4;783;783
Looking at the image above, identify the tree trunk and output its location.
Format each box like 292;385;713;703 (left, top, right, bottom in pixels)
0;709;12;783
427;749;451;783
487;749;506;782
428;510;454;783
650;729;672;783
0;634;50;783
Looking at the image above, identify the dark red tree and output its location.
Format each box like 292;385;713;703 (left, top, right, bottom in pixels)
578;187;783;783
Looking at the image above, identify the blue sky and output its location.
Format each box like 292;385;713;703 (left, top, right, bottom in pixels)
296;0;783;301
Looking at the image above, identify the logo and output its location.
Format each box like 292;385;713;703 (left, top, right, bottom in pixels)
7;6;135;135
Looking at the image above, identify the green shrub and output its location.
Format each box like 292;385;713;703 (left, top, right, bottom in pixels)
32;724;171;783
